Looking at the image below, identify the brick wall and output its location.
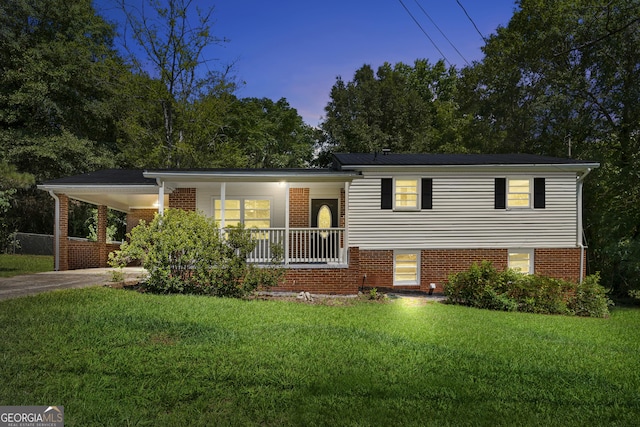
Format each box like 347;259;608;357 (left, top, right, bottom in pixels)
421;249;507;292
169;188;196;211
126;209;157;234
289;187;309;227
360;250;394;288
273;248;362;294
68;241;121;269
58;194;69;271
356;248;585;293
339;188;345;228
535;248;583;283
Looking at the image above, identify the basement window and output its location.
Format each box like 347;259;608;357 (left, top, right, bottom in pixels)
394;251;420;286
508;249;534;274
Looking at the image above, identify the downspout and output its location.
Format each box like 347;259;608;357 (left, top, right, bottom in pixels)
576;168;592;283
48;191;60;271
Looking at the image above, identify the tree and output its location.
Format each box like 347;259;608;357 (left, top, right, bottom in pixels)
0;0;125;146
319;59;470;165
0;161;34;251
226;98;315;168
0;0;126;235
118;0;232;167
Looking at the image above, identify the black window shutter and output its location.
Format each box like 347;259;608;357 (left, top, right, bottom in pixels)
421;178;433;209
534;178;546;209
495;178;506;209
381;178;392;209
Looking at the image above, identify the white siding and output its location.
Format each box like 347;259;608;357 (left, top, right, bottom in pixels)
348;172;578;249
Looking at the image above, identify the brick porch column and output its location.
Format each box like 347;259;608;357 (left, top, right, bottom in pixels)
58;194;69;271
97;205;108;267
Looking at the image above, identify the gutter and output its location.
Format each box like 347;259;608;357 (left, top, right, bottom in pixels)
48;191;60;271
338;163;601;173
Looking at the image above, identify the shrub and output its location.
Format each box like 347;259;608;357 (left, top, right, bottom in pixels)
567;272;613;318
109;209;283;297
444;261;501;306
444;262;612;317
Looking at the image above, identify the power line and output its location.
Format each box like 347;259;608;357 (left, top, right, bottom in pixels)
455;0;487;43
397;0;451;66
413;0;470;65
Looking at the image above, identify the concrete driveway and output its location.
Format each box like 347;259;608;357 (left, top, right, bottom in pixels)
0;267;147;301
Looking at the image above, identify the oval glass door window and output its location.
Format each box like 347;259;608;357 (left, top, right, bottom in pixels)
318;205;331;237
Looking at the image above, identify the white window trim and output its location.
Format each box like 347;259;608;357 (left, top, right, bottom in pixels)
393;250;421;286
508;249;535;275
393;177;421;211
507;177;533;210
212;196;273;229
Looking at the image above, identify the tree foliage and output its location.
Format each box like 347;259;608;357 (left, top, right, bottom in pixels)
319;59;470;165
116;0;315;169
225;97;315;168
0;0;124;235
118;0;232;167
0;161;34;251
0;0;125;144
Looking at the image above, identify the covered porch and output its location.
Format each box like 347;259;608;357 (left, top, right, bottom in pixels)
39;168;359;271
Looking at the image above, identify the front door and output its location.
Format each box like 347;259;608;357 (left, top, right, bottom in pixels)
311;199;339;261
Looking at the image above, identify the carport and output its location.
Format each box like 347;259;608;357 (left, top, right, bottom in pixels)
37;170;165;271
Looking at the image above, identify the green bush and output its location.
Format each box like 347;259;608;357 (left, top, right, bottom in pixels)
444;262;612;317
109;209;283;297
567;272;613;318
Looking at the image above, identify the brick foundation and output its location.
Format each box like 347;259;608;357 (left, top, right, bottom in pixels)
420;249;507;292
358;248;584;293
535;248;584;283
273;248;361;294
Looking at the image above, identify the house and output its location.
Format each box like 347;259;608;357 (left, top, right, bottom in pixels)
38;153;599;294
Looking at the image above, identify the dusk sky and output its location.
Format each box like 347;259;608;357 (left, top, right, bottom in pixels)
98;1;519;126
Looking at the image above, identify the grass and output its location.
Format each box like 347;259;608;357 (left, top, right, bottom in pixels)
1;288;639;426
0;254;53;277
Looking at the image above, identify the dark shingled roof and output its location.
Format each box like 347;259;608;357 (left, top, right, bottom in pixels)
332;153;597;168
42;169;155;186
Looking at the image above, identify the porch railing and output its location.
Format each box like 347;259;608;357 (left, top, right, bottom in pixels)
243;228;346;265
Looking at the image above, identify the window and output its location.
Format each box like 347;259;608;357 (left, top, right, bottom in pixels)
381;178;432;210
395;179;419;209
495;178;545;209
508;178;531;208
394;251;420;285
508;250;534;274
214;199;271;229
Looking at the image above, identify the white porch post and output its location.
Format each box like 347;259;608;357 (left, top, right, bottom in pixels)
220;182;226;228
158;180;165;214
344;182;350;264
284;182;290;265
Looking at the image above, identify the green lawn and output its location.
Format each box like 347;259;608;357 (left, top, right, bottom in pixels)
0;254;53;277
1;288;639;426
